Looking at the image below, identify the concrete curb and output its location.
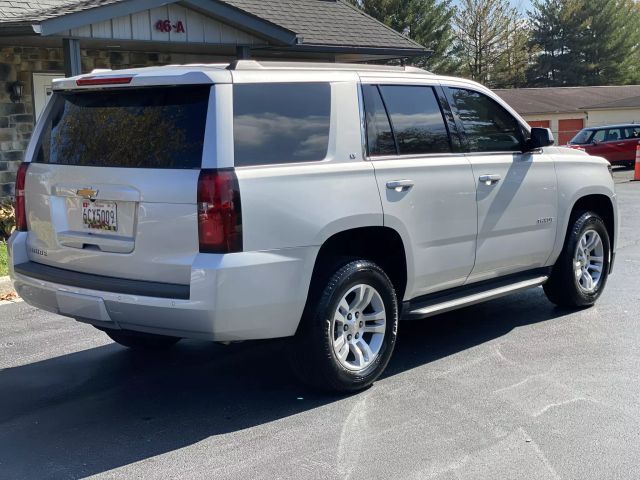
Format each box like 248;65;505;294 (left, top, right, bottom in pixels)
0;275;14;295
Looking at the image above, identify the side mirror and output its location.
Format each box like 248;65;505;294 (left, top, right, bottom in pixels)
525;127;555;150
592;139;600;145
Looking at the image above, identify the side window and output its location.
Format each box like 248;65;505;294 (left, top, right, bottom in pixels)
379;85;451;155
603;128;622;142
362;84;396;156
448;88;523;152
233;83;330;166
624;127;640;139
592;130;606;142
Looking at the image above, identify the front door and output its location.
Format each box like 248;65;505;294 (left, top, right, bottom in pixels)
361;82;477;299
445;86;558;283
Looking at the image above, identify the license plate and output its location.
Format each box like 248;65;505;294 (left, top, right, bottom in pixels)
82;201;118;232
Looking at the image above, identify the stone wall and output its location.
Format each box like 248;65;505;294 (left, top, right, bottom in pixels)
0;45;221;199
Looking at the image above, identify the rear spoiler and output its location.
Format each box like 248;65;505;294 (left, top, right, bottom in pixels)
52;68;230;90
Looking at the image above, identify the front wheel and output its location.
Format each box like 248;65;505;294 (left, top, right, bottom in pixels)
290;259;398;392
544;211;611;307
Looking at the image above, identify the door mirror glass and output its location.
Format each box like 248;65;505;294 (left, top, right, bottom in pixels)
526;127;554;150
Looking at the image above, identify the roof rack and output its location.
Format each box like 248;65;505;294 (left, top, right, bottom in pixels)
227;60;431;74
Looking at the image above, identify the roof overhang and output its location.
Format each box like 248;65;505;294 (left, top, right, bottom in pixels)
1;0;299;45
0;0;427;60
255;43;429;58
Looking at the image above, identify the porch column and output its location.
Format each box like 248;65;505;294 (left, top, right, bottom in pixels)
62;38;82;77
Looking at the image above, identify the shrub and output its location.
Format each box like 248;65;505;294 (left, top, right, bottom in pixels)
0;200;15;240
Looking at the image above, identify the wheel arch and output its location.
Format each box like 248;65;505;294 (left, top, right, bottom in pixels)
548;192;616;268
569;194;615;248
308;226;409;303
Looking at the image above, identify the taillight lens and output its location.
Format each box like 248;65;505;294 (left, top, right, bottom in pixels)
76;76;133;86
15;162;29;231
197;169;242;253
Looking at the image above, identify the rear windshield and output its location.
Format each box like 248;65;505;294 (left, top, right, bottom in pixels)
35;86;210;169
570;129;593;145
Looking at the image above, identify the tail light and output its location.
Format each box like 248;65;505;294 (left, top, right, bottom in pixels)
76;76;133;86
15;162;29;231
197;169;242;253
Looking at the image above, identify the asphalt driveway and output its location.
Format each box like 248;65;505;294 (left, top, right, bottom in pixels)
0;167;638;480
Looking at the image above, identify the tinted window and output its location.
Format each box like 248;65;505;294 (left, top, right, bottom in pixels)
233;83;330;166
570;129;593;144
449;88;523;152
362;85;396;156
592;130;606;142
603;128;622;141
36;87;210;169
623;127;640;139
380;85;451;155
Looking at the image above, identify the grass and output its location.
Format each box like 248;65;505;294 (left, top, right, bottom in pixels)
0;241;7;277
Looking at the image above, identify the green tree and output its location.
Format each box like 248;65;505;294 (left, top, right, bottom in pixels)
492;16;535;87
527;0;640;86
349;0;459;73
452;0;526;87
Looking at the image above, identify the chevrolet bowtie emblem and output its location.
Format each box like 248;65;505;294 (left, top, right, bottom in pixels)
76;188;98;199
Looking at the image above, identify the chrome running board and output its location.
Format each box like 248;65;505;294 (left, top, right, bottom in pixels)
404;275;548;320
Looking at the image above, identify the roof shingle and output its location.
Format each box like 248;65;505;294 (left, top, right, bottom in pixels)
0;0;423;52
494;85;640;115
223;0;422;49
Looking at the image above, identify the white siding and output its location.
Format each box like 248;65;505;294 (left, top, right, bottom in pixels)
587;109;640;127
131;10;151;40
56;6;266;46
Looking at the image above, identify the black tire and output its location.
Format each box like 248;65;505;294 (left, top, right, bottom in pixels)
544;211;611;308
289;259;398;392
103;329;180;350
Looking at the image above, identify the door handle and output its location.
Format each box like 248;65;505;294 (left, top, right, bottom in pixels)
479;174;501;186
386;180;414;192
617;143;625;146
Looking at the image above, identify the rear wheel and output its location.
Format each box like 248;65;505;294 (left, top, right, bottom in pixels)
290;259;398;392
103;329;180;350
544;211;610;307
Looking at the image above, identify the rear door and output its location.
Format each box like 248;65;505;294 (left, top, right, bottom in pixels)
23;85;212;285
444;86;557;282
362;81;477;299
621;126;640;161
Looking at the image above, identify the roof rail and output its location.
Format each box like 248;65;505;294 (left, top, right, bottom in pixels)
227;60;431;74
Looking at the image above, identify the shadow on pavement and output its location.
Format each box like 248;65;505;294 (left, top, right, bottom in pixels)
0;288;574;478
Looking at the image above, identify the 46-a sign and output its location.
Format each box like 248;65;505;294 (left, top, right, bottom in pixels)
155;19;185;33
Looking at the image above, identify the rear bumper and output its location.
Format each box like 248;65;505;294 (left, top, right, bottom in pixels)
8;232;317;341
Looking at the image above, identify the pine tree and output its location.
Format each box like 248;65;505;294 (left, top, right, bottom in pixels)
527;0;640;86
349;0;459;73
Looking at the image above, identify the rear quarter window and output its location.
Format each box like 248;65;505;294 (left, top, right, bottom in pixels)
35;86;210;169
233;83;331;166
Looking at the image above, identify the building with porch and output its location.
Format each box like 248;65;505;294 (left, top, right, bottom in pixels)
0;0;426;196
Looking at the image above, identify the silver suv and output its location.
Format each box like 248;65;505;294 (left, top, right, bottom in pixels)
9;61;618;392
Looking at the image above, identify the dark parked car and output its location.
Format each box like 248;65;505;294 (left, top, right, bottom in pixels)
567;124;640;167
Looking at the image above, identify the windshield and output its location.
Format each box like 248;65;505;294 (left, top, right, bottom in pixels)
570;129;593;145
35;86;210;169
